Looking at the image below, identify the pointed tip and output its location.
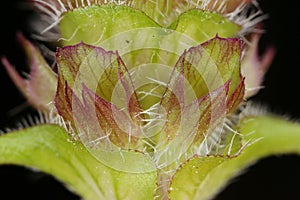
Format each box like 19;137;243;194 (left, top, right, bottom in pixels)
242;33;275;98
16;32;26;42
212;35;244;47
16;32;34;52
1;57;27;95
227;78;245;111
261;46;276;72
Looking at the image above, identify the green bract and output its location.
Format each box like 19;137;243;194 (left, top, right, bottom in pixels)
59;5;240;46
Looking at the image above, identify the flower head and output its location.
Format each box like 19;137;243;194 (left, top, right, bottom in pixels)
1;0;278;199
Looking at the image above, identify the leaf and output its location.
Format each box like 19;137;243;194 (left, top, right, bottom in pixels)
153;36;244;167
56;42;117;101
54;77;79;125
59;5;160;46
241;33;275;98
170;9;241;44
55;42;145;148
156;36;244;144
55;81;155;171
169;115;300;200
169;156;228;200
0;125;157;200
168;36;243;100
59;4;240;45
56;42;142;112
80;84;139;148
2;34;57;111
192;81;230;142
33;0;248;28
154;82;229;168
200;36;243;96
226;78;245;112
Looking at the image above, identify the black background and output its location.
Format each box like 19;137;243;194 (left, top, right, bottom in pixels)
0;0;299;199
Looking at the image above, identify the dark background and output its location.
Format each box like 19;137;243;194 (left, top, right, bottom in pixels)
0;0;299;199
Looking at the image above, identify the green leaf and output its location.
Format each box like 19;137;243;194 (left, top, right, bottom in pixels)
59;5;160;46
170;9;241;44
169;115;300;200
127;0;183;26
0;125;156;200
169;156;227;200
59;5;240;52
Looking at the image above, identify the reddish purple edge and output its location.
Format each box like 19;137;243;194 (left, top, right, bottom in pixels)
54;35;245;136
